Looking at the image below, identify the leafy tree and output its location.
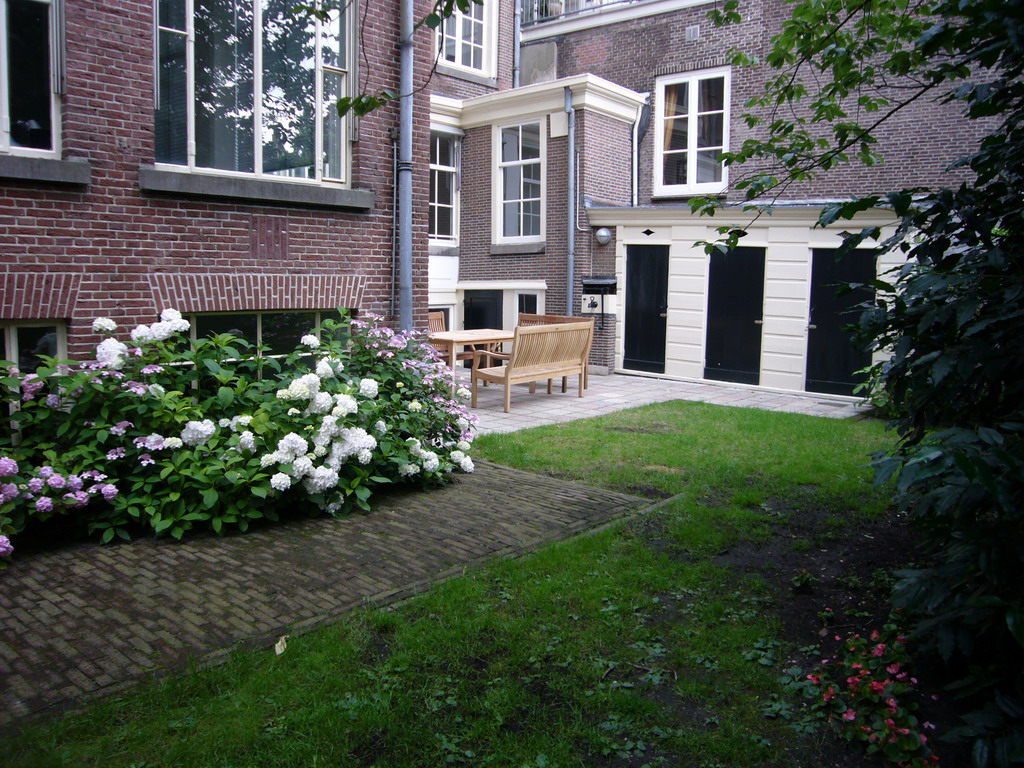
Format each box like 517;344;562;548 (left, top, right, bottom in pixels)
700;1;1024;764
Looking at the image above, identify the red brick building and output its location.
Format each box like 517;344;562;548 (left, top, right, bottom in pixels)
0;0;433;369
428;0;986;396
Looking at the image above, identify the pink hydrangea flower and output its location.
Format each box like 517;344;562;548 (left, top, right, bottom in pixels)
0;534;12;558
35;496;54;513
0;457;18;477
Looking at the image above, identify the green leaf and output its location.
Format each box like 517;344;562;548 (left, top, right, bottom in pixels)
101;527;115;544
202;488;219;509
251;486;268;499
217;387;234;408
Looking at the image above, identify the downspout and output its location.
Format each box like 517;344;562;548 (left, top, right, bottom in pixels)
397;0;415;331
565;86;575;316
513;0;521;87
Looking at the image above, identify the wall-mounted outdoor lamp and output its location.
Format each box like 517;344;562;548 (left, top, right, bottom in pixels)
594;227;613;245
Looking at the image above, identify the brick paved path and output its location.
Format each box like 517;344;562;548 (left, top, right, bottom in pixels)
0;462;646;732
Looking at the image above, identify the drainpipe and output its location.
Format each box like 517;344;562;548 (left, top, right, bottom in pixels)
564;86;576;316
397;0;414;331
513;0;522;87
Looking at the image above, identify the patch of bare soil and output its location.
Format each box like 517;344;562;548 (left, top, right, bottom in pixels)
630;506;970;768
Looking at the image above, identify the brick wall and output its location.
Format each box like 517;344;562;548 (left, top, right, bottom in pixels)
0;0;429;360
526;0;991;204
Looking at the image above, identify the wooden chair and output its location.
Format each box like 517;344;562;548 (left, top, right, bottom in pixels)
427;311;488;365
427;311;446;334
478;313;594;389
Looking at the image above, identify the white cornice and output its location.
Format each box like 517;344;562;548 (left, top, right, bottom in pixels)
522;0;717;42
451;74;645;129
429;94;465;133
585;203;901;228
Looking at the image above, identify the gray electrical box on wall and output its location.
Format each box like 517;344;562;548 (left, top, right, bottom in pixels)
580;276;618;315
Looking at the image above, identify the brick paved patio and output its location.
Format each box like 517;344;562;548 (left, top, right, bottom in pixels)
0;462;646;732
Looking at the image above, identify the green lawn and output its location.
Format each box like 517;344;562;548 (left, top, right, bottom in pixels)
8;402;894;768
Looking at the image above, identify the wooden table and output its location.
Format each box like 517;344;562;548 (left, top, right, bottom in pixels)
429;328;514;392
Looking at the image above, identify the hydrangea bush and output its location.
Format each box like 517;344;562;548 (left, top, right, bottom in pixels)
0;310;476;558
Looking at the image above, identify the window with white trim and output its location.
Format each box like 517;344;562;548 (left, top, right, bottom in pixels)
1;0;61;156
1;320;64;372
155;0;348;183
497;122;543;241
429;131;459;243
439;1;493;77
654;68;729;196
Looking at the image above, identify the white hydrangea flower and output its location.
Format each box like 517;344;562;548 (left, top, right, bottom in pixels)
456;417;470;430
291;456;314;478
287;408;300;416
459;456;475;473
180;419;216;447
456;387;471;400
313;444;328;457
130;325;153;344
92;317;117;333
164;436;184;449
357;449;373;464
375;420;387;434
315;359;335;379
148;383;166;398
450;450;466;463
270;472;292;492
218;418;232;429
277;372;321;401
158;309;190;332
331;393;358;417
237;430;256;453
235;414;253;427
277;432;309;459
399;463;421;477
303;465;339;493
323;356;344;374
147;321;179;341
259;452;285;468
359;378;379;398
95;338;129;369
457;440;471;452
306;391;333;415
421;451;440;473
300;334;320;348
408;401;423;412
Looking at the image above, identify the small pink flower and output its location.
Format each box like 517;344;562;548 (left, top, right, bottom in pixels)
873;643;887;657
139;453;155;466
806;674;821;684
923;722;936;730
887;663;900;674
842;709;857;721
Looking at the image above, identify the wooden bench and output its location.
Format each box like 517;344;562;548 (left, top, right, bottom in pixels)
479;314;595;390
471;321;593;413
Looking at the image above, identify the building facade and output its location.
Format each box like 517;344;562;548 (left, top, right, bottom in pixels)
0;0;432;370
429;0;984;396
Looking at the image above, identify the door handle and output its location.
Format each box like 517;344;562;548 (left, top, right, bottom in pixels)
753;319;764;325
808;324;817;330
659;312;668;318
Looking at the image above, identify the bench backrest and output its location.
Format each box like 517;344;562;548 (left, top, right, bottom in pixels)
518;313;587;327
507;321;593;370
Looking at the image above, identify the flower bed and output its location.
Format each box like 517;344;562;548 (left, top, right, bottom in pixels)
0;310;476;564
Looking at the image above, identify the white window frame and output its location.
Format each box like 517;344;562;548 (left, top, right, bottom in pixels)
493;120;546;244
154;0;351;186
1;320;66;370
429;130;460;245
0;0;62;158
437;0;496;78
653;67;730;197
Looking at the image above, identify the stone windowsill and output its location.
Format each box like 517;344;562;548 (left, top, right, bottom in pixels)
138;166;374;210
490;242;546;256
0;155;91;185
